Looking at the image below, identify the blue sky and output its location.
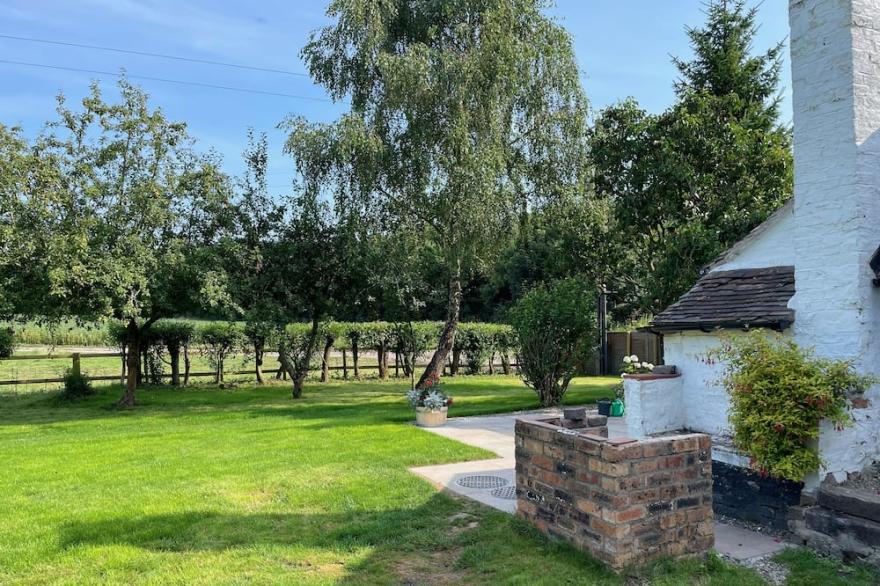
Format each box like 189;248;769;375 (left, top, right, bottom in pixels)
1;0;791;184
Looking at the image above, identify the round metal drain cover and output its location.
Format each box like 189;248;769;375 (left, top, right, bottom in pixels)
456;474;508;489
490;485;517;500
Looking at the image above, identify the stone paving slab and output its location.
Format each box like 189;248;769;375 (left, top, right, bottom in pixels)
408;407;789;562
715;522;789;561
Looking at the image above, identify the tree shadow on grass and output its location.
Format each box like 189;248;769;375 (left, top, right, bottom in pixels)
54;493;618;584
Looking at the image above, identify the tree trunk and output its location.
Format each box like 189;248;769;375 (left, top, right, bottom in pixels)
451;347;461;376
320;336;333;383
118;319;140;407
169;341;181;386
352;340;360;378
488;351;495;375
183;344;191;385
377;341;388;379
254;339;264;384
342;350;348;380
501;352;511;375
120;346;127;386
416;266;462;389
280;317;321;399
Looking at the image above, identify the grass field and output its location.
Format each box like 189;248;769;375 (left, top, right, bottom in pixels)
0;375;875;585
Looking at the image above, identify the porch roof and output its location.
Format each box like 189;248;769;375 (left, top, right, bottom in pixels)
650;265;795;333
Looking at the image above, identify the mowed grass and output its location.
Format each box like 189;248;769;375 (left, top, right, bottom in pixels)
0;375;868;585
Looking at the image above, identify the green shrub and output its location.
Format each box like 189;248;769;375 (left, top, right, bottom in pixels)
0;328;13;358
61;370;94;400
510;277;597;407
712;332;875;481
199;322;245;383
457;323;497;375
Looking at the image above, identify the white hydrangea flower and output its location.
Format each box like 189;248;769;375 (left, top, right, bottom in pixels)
646;363;655;370
629;354;639;362
622;356;632;364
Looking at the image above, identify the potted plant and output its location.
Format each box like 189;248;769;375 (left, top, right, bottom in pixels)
610;355;654;417
406;378;453;427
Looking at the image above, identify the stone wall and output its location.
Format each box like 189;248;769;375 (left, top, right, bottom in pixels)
792;484;880;569
515;417;713;569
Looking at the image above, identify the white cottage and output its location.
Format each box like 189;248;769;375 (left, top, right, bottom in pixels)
625;0;880;523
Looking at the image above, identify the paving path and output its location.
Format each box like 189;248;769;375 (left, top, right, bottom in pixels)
409;408;787;562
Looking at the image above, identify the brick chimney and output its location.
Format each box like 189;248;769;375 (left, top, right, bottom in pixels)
789;0;880;484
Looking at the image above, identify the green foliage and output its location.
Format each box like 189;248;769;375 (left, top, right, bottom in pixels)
153;320;196;347
5;319;110;346
0;327;12;358
61;369;94;400
510;277;597;407
456;324;504;375
590;1;792;316
198;322;245;383
293;0;589;384
712;332;875;481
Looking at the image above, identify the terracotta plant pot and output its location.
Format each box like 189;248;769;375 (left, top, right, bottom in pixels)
415;406;448;427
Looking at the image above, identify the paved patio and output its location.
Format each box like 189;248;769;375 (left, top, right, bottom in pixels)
409;408;788;562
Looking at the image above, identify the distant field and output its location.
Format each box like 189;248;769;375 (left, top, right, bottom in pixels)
3;319;112;346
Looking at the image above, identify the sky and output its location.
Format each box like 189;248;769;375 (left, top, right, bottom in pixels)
0;0;792;185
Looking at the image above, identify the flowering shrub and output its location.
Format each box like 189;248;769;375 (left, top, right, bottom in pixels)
622;354;654;374
405;378;452;412
712;332;875;481
615;355;655;400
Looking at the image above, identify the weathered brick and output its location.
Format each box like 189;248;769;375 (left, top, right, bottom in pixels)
589;459;629;477
516;418;712;569
523;438;544;455
531;454;554;471
615;505;647;523
676;496;701;509
642;440;673;458
631;459;658;474
671;437;699;454
545;442;564;459
662;455;684;469
576;497;599;515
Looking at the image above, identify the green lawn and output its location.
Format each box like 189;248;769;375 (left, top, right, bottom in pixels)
0;375;873;585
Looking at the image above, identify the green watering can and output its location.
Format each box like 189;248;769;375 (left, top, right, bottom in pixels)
610;399;625;417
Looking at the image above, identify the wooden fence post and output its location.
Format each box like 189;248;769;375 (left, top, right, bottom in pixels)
71;353;81;377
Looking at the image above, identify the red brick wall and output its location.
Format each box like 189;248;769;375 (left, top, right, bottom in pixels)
515;417;713;569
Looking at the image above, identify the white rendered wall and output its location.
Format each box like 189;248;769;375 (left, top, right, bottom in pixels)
623;376;684;438
711;204;795;272
789;0;880;484
663;331;737;438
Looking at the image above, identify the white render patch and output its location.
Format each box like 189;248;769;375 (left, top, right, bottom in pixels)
623;375;684;438
662;331;736;438
710;201;795;272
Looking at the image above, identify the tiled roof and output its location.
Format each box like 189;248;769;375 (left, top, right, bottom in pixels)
650;266;795;332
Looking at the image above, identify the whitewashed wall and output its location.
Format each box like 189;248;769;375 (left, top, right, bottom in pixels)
623;375;684;438
711;203;795;272
789;0;880;485
663;331;736;437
